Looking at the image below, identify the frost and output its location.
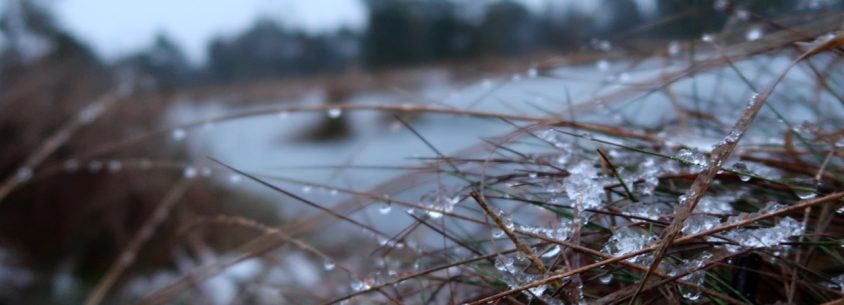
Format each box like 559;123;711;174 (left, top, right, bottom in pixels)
350;280;370;291
602;226;655;264
722;217;804;252
564;161;604;210
494;254;550;299
419;187;461;219
674;148;709;172
623;201;670;221
682;214;721;236
518;219;573;241
668;253;713;301
636;157;660;195
695;195;735;214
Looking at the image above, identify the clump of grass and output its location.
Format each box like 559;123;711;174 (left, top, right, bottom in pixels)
2;5;844;305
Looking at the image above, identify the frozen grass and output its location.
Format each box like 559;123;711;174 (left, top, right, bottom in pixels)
2;6;844;305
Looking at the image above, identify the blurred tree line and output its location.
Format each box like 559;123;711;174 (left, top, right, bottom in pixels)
0;0;829;91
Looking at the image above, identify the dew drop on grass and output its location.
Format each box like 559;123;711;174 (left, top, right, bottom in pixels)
14;167;33;183
701;33;715;43
326;108;342;119
794;189;817;200
182;166;197;179
542;245;560;258
674;148;708;172
350;280;370;291
599;273;613;285
427;210;443;219
491;229;505;239
171;128;187;141
378;202;392;215
323;261;335;271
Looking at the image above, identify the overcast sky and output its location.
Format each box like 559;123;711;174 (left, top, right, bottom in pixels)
10;0;607;64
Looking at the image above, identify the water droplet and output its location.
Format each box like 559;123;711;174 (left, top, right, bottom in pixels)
63;160;79;173
107;160;122;173
492;229;505;238
351;280;370;291
735;9;750;20
542;245;560;258
794;189;817;200
228;174;242;184
745;26;763;41
14;167;33;182
596;59;610;71
138;159;152;170
171;128;187;141
599;273;613;285
87;161;103;173
427;210;443;219
301;186;312;194
668;41;681;56
378;202;392;215
326;108;342;119
701;33;715;43
182;166;197;179
323;261;336;271
200;167;212;177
